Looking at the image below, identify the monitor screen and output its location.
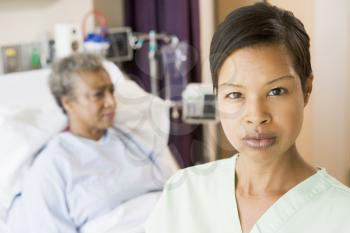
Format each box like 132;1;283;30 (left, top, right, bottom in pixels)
106;27;133;62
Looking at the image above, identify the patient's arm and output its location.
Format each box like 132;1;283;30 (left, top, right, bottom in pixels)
8;153;77;233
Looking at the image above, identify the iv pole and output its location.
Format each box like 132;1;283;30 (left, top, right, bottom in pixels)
129;30;178;96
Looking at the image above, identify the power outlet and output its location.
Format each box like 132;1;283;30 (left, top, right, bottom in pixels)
1;45;21;74
20;43;42;71
1;43;42;74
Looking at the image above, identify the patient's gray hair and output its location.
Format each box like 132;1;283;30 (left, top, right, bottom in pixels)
49;53;105;114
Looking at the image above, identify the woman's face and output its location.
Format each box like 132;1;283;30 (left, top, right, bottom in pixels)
65;69;116;133
217;44;311;161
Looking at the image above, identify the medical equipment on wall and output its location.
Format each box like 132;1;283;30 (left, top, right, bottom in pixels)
0;43;44;74
80;10;133;62
106;27;133;62
182;84;216;123
54;24;83;59
81;10;110;56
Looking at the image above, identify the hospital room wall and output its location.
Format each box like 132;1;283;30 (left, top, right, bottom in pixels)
0;0;94;46
199;0;217;161
311;0;350;186
92;0;124;28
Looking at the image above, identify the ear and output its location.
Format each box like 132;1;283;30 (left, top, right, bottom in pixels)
61;96;74;114
303;75;313;106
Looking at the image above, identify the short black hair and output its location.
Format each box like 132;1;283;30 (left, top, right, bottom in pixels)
210;2;312;92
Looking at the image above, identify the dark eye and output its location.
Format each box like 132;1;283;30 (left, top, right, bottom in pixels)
226;92;242;99
94;91;104;98
268;88;287;96
109;86;115;94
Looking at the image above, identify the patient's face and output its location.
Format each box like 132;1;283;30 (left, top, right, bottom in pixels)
67;69;116;135
217;44;309;162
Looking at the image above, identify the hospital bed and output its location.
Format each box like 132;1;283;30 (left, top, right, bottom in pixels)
0;61;179;233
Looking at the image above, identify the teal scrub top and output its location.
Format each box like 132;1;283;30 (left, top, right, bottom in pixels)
145;155;350;233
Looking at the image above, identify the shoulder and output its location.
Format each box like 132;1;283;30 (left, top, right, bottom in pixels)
21;134;73;195
309;170;350;221
145;156;236;233
35;132;69;158
30;132;74;175
322;171;350;204
282;171;350;231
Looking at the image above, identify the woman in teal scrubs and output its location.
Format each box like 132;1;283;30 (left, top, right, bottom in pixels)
146;2;350;233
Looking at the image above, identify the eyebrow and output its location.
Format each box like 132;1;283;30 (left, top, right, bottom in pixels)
218;75;295;88
94;84;114;90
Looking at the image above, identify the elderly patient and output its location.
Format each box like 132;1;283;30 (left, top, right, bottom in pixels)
8;53;169;233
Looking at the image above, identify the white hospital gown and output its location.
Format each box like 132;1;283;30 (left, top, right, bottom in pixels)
145;155;350;233
8;127;170;233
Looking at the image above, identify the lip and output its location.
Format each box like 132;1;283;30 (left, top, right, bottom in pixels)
104;112;115;120
242;133;277;149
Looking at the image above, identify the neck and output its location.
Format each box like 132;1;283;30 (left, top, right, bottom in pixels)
235;145;316;197
68;121;105;141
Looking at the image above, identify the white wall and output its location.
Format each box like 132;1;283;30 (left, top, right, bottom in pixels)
312;0;350;185
93;0;124;28
0;0;93;46
199;0;217;161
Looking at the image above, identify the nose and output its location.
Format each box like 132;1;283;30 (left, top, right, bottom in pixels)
104;91;116;109
243;97;271;126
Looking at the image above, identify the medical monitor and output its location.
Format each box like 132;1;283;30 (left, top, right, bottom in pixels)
106;27;133;62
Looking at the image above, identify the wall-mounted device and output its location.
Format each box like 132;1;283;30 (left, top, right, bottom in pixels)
54;24;82;59
182;83;218;124
1;43;42;74
1;46;21;74
106;27;133;62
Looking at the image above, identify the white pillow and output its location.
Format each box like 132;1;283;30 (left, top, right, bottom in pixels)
103;60;124;83
115;78;178;176
115;79;170;153
107;60;177;173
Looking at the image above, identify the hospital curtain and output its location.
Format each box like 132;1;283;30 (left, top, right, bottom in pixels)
123;0;202;167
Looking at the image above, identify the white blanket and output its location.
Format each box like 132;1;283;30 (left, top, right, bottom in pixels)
81;192;161;233
0;221;9;233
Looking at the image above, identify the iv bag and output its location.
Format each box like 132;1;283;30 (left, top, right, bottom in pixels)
160;42;190;102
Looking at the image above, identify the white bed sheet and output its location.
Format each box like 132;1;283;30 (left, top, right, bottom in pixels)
81;192;161;233
0;221;9;233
